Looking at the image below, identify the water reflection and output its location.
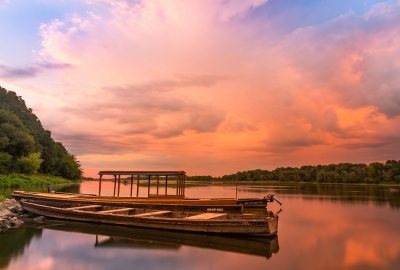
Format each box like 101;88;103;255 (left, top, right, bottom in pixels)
20;219;279;259
74;181;400;208
94;236;181;250
236;184;400;208
3;182;400;269
0;225;42;269
2;218;279;270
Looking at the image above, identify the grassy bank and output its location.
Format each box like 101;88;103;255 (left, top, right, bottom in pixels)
0;174;76;188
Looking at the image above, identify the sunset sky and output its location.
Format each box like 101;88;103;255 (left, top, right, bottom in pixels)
1;0;400;177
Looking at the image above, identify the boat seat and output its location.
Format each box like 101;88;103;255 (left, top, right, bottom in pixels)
132;211;172;217
67;205;102;210
184;213;226;220
97;208;135;214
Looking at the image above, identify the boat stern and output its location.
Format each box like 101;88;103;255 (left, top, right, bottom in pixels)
267;215;279;235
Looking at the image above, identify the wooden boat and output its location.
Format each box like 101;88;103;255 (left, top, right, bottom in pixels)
14;192;244;213
22;218;279;258
20;201;278;235
12;170;282;210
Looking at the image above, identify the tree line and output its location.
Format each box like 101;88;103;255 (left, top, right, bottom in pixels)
0;86;82;180
189;161;400;184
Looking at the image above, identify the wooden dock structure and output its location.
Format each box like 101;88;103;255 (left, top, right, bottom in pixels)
98;171;186;199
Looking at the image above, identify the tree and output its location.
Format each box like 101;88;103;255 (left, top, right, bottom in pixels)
58;154;83;180
16;152;43;174
0;86;82;179
0;152;12;174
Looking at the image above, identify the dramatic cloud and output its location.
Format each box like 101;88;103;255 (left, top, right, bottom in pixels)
281;4;400;118
1;0;400;176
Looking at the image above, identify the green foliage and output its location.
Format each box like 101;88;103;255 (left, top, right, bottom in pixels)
190;160;400;184
58;154;83;180
0;173;73;188
0;86;82;180
0;122;36;156
186;175;214;181
0;152;12;174
16;152;43;174
394;176;400;183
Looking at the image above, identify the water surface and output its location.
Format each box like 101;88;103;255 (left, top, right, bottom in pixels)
1;182;400;270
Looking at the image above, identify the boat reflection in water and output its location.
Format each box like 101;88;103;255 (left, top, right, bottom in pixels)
22;218;279;259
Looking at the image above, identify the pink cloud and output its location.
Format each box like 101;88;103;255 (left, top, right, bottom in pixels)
4;0;399;177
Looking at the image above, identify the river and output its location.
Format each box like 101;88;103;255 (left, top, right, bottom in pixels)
1;182;400;270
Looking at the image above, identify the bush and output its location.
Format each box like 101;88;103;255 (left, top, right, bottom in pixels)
364;177;377;184
16;152;43;174
394;175;400;183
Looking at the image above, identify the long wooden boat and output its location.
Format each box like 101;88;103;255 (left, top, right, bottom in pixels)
22;218;279;258
20;201;278;235
14;191;244;213
12;170;282;210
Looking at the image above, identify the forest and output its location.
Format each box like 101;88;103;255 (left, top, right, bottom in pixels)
188;161;400;184
0;86;82;180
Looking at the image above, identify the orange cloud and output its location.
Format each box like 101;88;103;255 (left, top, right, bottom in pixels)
2;1;400;176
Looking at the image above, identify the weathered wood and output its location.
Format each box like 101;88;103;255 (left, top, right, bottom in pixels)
97;208;134;214
130;175;133;198
136;175;140;200
67;205;102;210
185;213;226;220
99;171;186;176
20;201;279;235
113;175;117;198
12;191;246;213
98;174;102;197
132;211;171;217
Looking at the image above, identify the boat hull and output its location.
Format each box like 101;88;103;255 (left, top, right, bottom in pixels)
20;201;278;235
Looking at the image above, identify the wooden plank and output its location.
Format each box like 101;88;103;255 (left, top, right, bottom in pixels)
132;211;171;217
36;193;78;198
67;205;102;210
184;213;226;220
97;208;134;214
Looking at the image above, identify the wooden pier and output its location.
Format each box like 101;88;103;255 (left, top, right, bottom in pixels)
98;171;186;199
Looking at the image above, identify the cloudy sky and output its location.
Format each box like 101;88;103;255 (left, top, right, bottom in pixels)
1;0;400;177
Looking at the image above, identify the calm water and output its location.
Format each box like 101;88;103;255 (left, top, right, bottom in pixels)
1;182;400;270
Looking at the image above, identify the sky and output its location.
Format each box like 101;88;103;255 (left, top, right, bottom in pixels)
1;0;400;177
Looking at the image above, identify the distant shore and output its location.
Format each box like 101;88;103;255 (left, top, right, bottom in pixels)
81;178;400;187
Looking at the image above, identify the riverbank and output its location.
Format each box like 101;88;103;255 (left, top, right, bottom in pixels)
0;174;77;188
0;196;23;232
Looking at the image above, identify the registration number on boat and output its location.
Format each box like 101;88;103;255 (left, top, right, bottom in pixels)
206;208;224;212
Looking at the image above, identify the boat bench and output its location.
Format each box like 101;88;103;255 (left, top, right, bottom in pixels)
184;213;226;220
132;211;171;217
67;205;102;210
97;208;135;214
